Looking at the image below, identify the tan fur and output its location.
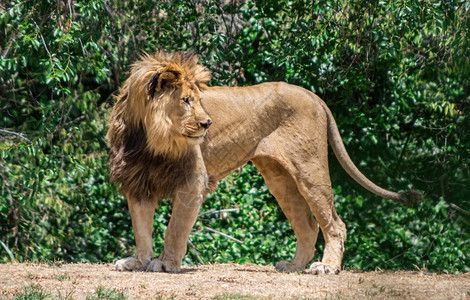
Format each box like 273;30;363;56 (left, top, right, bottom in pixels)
109;51;421;274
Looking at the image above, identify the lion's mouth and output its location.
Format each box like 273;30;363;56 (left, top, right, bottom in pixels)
184;132;207;140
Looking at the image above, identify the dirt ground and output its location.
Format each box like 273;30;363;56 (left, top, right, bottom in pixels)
0;263;469;299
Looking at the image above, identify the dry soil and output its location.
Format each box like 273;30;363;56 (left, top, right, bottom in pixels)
0;263;469;299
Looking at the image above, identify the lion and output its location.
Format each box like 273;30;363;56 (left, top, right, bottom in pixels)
107;51;421;275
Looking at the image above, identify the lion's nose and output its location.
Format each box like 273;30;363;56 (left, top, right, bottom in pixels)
200;119;212;129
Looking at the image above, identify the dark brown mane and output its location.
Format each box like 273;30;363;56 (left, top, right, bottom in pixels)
109;123;196;202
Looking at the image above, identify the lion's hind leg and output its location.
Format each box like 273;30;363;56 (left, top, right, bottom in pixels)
297;183;347;275
252;158;319;273
115;196;156;272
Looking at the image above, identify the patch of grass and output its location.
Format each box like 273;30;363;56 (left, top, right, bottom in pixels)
364;284;410;298
155;295;177;300
11;284;74;300
56;290;75;300
321;296;341;300
85;286;128;300
26;272;39;280
13;284;49;300
54;273;70;281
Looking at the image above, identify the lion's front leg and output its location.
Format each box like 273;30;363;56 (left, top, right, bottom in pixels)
115;196;156;271
146;188;204;273
148;147;207;273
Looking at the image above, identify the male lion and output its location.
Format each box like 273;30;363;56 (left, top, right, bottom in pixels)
107;51;421;275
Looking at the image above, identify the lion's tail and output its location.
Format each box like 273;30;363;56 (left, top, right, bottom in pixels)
320;101;422;205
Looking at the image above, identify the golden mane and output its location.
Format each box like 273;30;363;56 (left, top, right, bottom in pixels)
134;51;212;91
107;51;211;201
109;51;211;155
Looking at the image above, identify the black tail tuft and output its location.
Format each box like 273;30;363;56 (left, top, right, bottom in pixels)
398;190;423;205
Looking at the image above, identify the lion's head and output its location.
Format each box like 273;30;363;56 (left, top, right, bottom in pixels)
111;51;212;159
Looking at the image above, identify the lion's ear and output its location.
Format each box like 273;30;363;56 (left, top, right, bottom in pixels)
146;66;182;99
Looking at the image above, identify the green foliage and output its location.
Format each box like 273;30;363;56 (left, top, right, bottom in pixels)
0;0;132;263
1;0;468;273
336;189;469;273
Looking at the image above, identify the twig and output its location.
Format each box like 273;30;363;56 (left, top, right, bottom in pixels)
384;250;408;264
63;115;86;127
198;208;239;217
0;240;15;262
33;21;52;58
449;203;470;216
205;227;243;244
0;129;32;143
187;238;204;265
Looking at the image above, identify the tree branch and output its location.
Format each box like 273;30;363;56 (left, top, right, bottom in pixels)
198;208;240;217
0;129;32;143
205;227;243;244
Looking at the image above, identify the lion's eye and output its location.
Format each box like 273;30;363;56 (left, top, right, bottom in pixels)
182;97;190;104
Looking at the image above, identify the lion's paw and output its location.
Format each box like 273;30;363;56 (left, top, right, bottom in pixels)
115;257;146;272
146;259;181;273
306;262;340;275
275;261;304;272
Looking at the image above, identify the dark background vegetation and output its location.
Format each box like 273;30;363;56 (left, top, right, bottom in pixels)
1;0;468;273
